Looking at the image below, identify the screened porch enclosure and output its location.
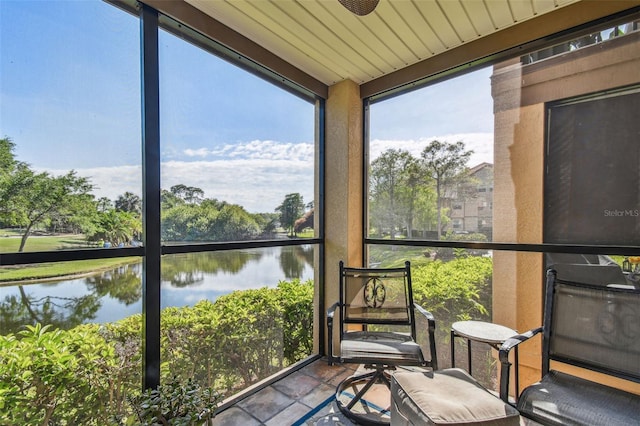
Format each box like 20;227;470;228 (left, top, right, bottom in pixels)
1;1;639;424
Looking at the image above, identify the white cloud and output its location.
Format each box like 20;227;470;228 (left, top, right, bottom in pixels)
53;135;492;213
64;163;312;215
370;132;494;166
161;158;313;213
184;139;314;162
183;147;210;158
44;165;143;202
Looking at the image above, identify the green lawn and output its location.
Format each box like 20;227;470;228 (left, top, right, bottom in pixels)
0;231;137;283
0;232;93;252
296;229;315;238
0;258;138;283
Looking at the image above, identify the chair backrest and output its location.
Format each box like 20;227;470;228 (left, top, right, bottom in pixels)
339;260;417;340
548;262;628;286
543;269;640;383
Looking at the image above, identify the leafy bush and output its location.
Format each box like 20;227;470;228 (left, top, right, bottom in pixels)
203;279;313;391
433;232;489;261
0;279;314;424
127;376;221;426
0;323;115;425
278;279;314;363
412;256;492;322
411;256;493;381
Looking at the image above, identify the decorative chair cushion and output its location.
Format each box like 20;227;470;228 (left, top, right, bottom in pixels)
341;331;424;364
517;370;640;426
391;368;520;426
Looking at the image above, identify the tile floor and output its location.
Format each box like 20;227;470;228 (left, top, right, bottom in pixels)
211;358;361;425
211;358;541;426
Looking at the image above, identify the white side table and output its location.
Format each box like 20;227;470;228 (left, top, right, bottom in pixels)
451;320;520;398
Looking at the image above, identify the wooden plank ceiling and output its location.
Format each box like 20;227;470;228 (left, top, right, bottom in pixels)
185;0;579;86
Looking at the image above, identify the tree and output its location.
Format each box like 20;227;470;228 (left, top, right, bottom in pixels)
0;137;15;168
212;204;261;241
170;184;205;205
161;189;182;210
0;138;33;225
420;140;473;239
399;154;434;238
275;193;305;237
96;197;113;213
87;209;141;246
115;191;141;215
161;198;260;242
369;149;425;238
254;212;279;237
1;138;96;250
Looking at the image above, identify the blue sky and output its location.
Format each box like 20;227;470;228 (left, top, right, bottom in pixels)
1;0;493;213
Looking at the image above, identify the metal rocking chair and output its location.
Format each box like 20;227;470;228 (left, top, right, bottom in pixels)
327;261;438;425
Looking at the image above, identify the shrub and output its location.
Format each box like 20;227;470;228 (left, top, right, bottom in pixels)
412;256;492;322
127;376;221;426
433;232;489;261
277;279;313;363
0;279;314;424
0;323;115;425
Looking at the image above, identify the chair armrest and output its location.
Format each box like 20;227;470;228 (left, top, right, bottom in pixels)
327;302;339;326
414;303;438;370
498;327;543;402
326;302;339;365
413;303;435;322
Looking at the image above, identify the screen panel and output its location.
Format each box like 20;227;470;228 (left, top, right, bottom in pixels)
545;88;640;245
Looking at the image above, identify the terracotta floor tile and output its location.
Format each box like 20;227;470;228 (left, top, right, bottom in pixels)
272;370;322;399
304;359;349;382
214;360;362;425
328;367;357;387
237;386;294;423
211;406;262;426
341;379;391;410
264;401;312;426
300;382;337;408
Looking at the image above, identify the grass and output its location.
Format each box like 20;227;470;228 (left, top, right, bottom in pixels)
0;231;137;283
0;232;93;252
296;229;315;238
0;258;138;283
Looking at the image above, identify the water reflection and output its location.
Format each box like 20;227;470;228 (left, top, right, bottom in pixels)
162;250;254;287
0;285;101;333
0;246;314;334
86;263;143;304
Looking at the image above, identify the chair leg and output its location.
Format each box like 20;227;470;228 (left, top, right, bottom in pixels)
336;368;391;425
346;370;383;410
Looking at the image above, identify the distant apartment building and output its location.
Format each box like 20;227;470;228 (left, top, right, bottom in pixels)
449;162;493;238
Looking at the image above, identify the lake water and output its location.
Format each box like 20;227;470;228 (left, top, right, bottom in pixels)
0;246;314;333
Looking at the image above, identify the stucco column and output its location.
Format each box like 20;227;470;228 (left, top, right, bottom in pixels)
493;103;545;390
492;62;545;393
322;79;364;356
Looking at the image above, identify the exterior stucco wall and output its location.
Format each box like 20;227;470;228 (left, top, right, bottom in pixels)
492;33;640;395
323;79;364;354
493;101;545;390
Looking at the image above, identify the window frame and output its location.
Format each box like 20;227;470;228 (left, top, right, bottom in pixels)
1;0;326;392
363;9;640;260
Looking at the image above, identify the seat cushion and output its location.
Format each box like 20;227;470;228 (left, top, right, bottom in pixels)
340;331;424;365
391;368;520;426
517;370;640;425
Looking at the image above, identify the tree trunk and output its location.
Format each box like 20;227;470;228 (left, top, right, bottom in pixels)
436;181;442;239
18;222;33;252
19;285;42;324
